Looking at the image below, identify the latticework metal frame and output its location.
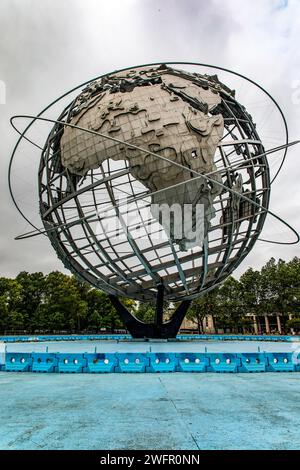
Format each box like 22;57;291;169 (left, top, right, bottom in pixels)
9;62;299;338
38;65;270;303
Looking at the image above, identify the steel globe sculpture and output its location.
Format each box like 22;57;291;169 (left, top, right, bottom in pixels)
9;63;299;338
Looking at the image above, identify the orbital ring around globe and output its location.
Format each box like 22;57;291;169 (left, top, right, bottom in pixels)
9;62;300;303
10;114;299;247
8;61;290;233
8;66;298;246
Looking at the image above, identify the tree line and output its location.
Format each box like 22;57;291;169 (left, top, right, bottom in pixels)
0;271;131;334
186;257;300;334
0;257;300;334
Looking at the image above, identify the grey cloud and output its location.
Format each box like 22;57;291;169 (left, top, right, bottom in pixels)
0;0;299;279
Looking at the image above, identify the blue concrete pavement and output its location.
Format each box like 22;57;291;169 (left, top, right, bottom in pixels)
0;372;300;450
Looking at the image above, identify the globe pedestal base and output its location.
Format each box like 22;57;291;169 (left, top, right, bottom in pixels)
109;291;191;339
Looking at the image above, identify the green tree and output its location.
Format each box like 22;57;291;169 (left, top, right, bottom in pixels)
259;257;279;315
215;277;244;332
86;289;132;332
187;289;219;333
40;271;88;332
240;268;261;315
0;296;9;333
15;271;45;332
0;277;22;333
88;310;103;332
135;301;155;323
8;310;24;331
286;317;300;333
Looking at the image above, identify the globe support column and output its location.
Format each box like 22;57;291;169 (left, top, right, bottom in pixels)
154;284;164;337
109;291;192;339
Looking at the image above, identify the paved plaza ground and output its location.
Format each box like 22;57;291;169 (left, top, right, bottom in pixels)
0;371;300;450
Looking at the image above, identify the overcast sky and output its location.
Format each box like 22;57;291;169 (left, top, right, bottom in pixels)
0;0;300;279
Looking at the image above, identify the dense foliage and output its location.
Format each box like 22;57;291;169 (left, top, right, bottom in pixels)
0;271;133;334
186;257;300;333
0;257;300;334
